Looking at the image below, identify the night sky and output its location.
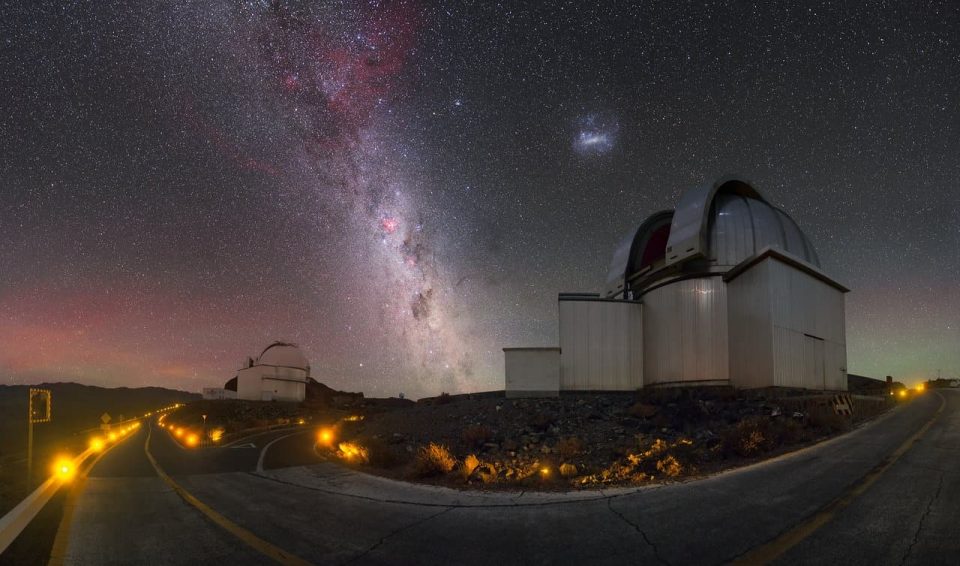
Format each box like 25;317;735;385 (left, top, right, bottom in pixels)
2;1;958;396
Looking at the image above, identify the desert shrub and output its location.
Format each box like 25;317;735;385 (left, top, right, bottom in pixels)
414;443;457;477
337;442;369;464
721;417;775;457
461;424;493;448
365;437;402;469
557;436;585;459
656;455;683;477
476;462;498;483
559;463;578;477
460;454;481;481
438;392;453;405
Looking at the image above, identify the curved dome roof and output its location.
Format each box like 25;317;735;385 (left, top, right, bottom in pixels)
605;179;820;297
256;342;309;371
706;191;819;268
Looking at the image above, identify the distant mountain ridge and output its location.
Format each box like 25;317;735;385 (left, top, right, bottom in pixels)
0;382;198;454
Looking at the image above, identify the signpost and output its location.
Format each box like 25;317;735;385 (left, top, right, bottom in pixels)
27;388;52;485
100;412;112;431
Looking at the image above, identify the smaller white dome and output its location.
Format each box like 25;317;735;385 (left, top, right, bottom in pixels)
256;342;309;371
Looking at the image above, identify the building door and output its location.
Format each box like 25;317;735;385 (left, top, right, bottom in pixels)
804;334;826;390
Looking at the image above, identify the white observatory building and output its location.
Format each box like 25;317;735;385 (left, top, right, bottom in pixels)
504;179;849;397
236;342;310;402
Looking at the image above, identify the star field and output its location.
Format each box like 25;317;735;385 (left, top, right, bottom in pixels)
2;1;959;395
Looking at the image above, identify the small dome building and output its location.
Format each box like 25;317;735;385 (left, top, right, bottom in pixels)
504;178;849;397
236;342;310;402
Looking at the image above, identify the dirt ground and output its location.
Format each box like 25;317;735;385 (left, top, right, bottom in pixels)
320;388;894;490
163;388;894;490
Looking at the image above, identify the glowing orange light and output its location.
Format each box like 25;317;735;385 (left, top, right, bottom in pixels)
898;389;908;398
186;433;199;447
108;432;117;442
318;428;334;446
175;428;184;438
52;457;75;480
89;437;105;452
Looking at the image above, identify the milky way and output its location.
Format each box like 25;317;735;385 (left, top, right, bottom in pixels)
2;1;959;394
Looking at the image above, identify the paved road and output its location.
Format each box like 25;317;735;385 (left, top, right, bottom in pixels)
51;391;959;565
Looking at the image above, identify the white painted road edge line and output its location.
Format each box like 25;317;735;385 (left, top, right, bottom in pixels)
257;430;312;473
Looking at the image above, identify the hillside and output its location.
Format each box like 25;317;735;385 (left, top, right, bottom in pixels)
0;382;198;454
0;382;197;514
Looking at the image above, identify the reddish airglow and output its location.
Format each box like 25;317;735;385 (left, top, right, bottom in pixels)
0;282;314;388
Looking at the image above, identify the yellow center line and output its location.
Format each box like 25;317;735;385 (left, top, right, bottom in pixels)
143;423;312;566
733;391;947;565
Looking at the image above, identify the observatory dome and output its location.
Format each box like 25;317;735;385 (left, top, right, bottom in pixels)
606;179;820;297
256;342;309;371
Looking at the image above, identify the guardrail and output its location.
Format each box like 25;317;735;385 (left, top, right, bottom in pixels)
0;420;141;554
0;447;93;553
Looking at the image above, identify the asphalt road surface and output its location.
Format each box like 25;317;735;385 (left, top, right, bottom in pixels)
48;390;959;565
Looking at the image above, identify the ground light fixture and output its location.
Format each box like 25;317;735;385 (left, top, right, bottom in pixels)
317;428;334;446
186;433;199;447
53;457;75;481
89;437;105;452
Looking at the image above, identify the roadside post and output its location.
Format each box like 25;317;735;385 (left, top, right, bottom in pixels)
27;388;52;486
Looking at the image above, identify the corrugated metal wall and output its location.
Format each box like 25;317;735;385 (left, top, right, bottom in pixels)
642;277;729;385
728;258;847;391
768;260;847;390
504;348;561;397
728;261;774;388
558;299;643;390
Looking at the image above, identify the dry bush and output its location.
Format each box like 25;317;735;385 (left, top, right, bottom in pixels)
364;437;402;469
461;425;493;448
415;443;457;477
721;417;776;458
438;392;453;405
460;454;481;481
557;436;585;459
476;462;498;483
656;455;683;477
559;463;578;477
337;442;369;464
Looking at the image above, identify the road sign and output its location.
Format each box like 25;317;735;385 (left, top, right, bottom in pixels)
27;388;52;485
101;413;112;424
29;389;51;424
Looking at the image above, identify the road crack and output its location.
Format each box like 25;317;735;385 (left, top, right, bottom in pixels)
606;498;671;566
900;470;944;565
343;506;453;565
